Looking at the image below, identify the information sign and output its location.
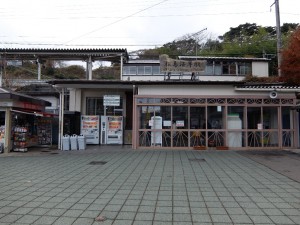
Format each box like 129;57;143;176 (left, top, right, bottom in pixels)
103;95;120;106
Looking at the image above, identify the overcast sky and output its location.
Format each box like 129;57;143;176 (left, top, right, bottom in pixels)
0;0;299;52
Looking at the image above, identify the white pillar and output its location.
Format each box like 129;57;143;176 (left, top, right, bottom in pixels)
0;69;2;87
88;55;92;80
38;62;41;80
58;88;65;150
120;55;123;80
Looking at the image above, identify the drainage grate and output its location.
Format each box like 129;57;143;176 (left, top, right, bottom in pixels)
189;158;206;162
89;161;107;165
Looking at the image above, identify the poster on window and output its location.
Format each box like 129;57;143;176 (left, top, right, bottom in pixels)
176;120;185;127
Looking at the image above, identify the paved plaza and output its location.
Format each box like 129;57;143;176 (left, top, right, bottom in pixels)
0;148;300;225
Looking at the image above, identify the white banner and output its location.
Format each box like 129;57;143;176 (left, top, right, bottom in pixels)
103;95;120;106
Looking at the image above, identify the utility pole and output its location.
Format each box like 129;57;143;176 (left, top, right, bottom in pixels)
271;0;282;76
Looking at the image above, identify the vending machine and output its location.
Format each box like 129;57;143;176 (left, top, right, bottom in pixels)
101;116;123;145
81;115;100;144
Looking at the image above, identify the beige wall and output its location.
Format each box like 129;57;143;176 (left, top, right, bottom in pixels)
252;61;269;77
70;89;126;115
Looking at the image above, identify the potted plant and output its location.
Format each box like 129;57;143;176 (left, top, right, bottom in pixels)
193;146;207;150
216;146;229;150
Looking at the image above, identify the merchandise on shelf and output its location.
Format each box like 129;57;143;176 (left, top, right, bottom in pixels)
13;126;29;152
37;118;52;146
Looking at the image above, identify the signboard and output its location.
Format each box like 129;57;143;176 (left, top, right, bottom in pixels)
176;120;185;127
103;95;120;106
160;54;206;72
257;123;263;130
7;60;22;66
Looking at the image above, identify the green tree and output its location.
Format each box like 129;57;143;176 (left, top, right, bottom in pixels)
93;63;121;80
54;65;85;79
220;23;298;75
135;30;208;59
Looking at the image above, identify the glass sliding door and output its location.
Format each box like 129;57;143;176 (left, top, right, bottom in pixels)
282;107;293;147
247;107;262;147
138;106;153;147
207;106;225;147
190;107;206;147
228;106;244;148
263;107;278;147
159;106;171;147
135;96;296;149
172;106;188;147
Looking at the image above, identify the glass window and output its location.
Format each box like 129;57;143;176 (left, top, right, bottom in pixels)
247;107;261;129
64;92;70;111
282;107;293;147
152;66;160;74
282;107;292;129
222;62;229;75
207;106;224;129
227;106;244;148
190;107;206;129
129;66;137;75
137;98;148;104
86;97;122;116
205;64;213;75
214;62;222;75
263;107;278;129
123;66;129;75
156;106;171;128
229;63;237;75
172;106;188;129
145;66;152;75
86;98;103;115
247;107;262;147
228;106;244;129
139;106;160;129
238;62;252;75
138;106;154;129
137;66;144;75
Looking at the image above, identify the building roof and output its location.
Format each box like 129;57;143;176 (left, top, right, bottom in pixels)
47;79;300;93
125;60;160;64
179;56;270;62
235;83;300;91
48;79;245;88
0;87;51;106
0;48;128;62
15;83;60;98
125;56;270;65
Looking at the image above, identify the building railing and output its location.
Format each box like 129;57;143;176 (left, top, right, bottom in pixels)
138;129;294;149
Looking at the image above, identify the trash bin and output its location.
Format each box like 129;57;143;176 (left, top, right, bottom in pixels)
77;134;86;150
70;134;78;150
62;135;70;151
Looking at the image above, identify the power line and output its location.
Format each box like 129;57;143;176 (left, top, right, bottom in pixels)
62;0;169;45
0;43;163;47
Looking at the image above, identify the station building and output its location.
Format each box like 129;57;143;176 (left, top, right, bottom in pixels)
50;54;299;150
1;48;299;151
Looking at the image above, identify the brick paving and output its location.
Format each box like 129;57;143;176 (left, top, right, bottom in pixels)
0;148;299;225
